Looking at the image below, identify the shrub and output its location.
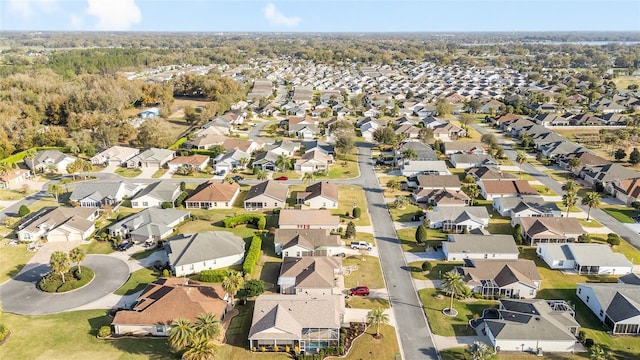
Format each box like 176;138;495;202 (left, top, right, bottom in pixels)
243;236;262;275
180;181;186;191
345;221;356;239
578;233;591;243
256;216;266;231
160;201;174;209
421;261;432;272
199;269;229;282
512;224;523;245
0;324;8;342
632;201;640;210
463;174;476;184
472;292;483;299
238;279;265;298
578;330;586;342
162;269;170;277
584;338;594;348
415;224;428;244
223;214;265;228
18;205;30;217
175;191;188;207
607;233;621;246
39;266;94;293
352;207;361;219
97;326;111;338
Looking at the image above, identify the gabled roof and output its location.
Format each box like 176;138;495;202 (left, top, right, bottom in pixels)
131;148;175;162
460;259;541;288
275;229;342;250
480;180;538;196
428;206;490;224
166;231;245;267
186;181;240;203
417;175;461;189
109;208;190;237
167;154;210;166
519;217;584;239
25;150;76;170
69;181;139;203
297;181;338;202
279;256;342;289
133;181;180;202
578;283;640;322
278;209;340;227
253;150;280;165
246;180;289;202
112;278;227;326
19;207;97;234
445;234;518;255
466;166;517;181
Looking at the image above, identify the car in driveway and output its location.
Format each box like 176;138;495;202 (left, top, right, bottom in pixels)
117;242;134;251
349;286;370;296
274;176;288;181
231;175;244;182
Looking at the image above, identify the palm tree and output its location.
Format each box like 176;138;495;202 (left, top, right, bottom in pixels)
60;177;72;193
238;157;249;169
24;149;36;170
168;318;195;351
562;180;579;195
562;192;578;218
222;271;244;305
462;184;480;206
441;270;467;315
393;195;409;209
567;157;581;176
302;172;315;185
0;162;11;177
467;341;493;360
181;337;219;360
69;247;86;274
581;191;602;222
400;148;418;165
255;169;268;181
50;251;71;284
386;178;400;191
515;151;527;179
194;313;221;341
48;183;62;203
275;154;291;172
366;308;390;337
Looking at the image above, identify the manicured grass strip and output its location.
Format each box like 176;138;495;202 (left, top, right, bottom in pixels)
343;255;385;289
601;206;638;224
346;297;390;309
115;167;142;178
113;267;157;296
0;238;35;284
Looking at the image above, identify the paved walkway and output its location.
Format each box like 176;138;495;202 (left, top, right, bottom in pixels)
404;251;445;262
414;279;440;290
432;334;492;350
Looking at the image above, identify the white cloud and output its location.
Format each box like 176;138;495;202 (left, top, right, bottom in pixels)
86;0;141;31
263;3;301;27
7;0;58;19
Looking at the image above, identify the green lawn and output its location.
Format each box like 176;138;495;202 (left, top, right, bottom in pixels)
601;205;638;224
115;167;142;178
388;202;423;222
80;240;114;254
172;171;212;179
441;347;592;360
423;261;463;281
333;185;371;226
589;235;640;265
316;153;360;180
555;202;582;213
0;188;37;200
544;169;573;182
419;288;498;337
396;227;444;252
407;261;430;280
151;168;167;178
0;310;172;360
0;238;35;284
342;324;401;360
378;175;411;197
533;184;558;196
343;255;385;289
114;267;158;296
346;296;390;309
578;219;604;228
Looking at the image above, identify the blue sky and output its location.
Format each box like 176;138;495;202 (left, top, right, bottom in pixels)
1;0;639;32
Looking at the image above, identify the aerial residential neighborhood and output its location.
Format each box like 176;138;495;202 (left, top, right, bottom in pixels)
1;5;640;360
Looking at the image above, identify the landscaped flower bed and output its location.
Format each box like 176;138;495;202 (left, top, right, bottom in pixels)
38;266;94;293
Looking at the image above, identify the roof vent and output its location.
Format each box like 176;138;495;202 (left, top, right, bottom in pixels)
535;317;540;321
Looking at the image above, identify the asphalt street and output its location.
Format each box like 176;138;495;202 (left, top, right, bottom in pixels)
471;123;640;249
0;255;130;315
354;143;439;360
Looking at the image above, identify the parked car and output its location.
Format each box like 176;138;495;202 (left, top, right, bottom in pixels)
117;242;134;251
231;175;244;182
350;286;370;296
274;176;288;181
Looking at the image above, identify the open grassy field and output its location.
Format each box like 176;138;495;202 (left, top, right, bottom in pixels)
388;202;423;222
612;75;640;90
343;255;385;289
0;238;35;284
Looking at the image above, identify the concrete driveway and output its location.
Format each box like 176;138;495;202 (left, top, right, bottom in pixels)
0;255;130;315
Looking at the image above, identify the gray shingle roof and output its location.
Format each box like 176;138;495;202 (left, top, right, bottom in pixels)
445;234;518;255
166;231;245;267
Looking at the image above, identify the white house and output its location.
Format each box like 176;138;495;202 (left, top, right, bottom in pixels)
537;243;633;275
401;160;450;177
127;148;175;169
296;181;339;209
131;181;181;208
165;231;245;277
90;146;140;166
69;181;143;208
213;149;250;175
167;154;210;172
275;229;343;257
443;234;519;261
25;150;76;174
109;208;190;244
427;206;490;233
577;283;640;335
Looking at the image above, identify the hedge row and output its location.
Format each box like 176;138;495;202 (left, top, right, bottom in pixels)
223;214;266;230
199;269;230;282
243;236;262;275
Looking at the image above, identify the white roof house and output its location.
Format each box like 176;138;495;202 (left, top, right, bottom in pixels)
443;234;519;261
90;146;140;166
537;243;633;275
577;283;640;335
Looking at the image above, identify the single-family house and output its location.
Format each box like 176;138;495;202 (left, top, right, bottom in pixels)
515;217;584;246
492;195;561;218
127;148;175;169
213;149;250;175
426;206;490;232
167;154;210;172
278;257;343;295
478;180;539;200
278;209;340;231
25;150;77;174
131;181;181;208
90;146;140;166
449;154;498;169
112;278;228;336
458;259;542;298
619;273;640;285
252;151;280;171
108;208;190;244
296;181;339;209
275;229;343;257
0;169;31;190
17;207;99;243
222;138;263;154
401;160;450;177
576;283;640;335
294;150;334;173
248;294;345;353
480;299;580;353
581;163;640;191
432;122;466;142
185;134;228;150
466;166;517;182
537;243;633;275
556;152;610;176
413;188;470;207
69;181;143;208
443;142;487;155
199;117;232;135
185;181;240;209
289;123;319;140
165;231;245;277
443;234;519;261
611;177;640;205
244;180;289;210
265;141;300;157
395;141;438;164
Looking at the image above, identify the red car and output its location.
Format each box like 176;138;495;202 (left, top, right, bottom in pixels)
350;286;370;296
274;176;288;181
